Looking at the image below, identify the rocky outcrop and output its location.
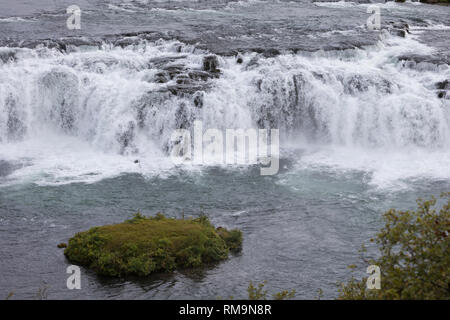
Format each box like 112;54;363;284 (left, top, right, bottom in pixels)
145;55;220;97
435;80;449;99
435;80;450;90
202;55;220;73
0;48;18;64
386;21;410;38
38;69;79;132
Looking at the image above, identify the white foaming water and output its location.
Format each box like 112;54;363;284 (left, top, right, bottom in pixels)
0;33;449;188
0;17;35;22
0;129;171;186
289;146;450;190
314;1;357;8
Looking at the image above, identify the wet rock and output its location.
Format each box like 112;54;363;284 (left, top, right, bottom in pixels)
203;55;220;73
312;72;325;81
58;37;102;50
345;75;369;94
397;55;450;68
292;74;307;106
167;70;215;96
344;75;393;95
38;69;79;132
262;48;280;58
175;102;194;130
19;39;55;50
167;83;208;96
390;28;406;38
175;74;190;85
437;91;447;99
174;44;183;53
116;121;138;154
188;70;215;81
254;78;263;91
154;71;170;83
142;54;221;100
16;39;82;53
193;92;204;108
0;48;18;63
162;64;186;79
246;56;260;70
385;20;410;39
149;55;187;67
114;37;140;48
389;21;410;33
132;91;172;129
435;80;449;90
435;80;449;99
249;48;280;58
256;104;278;129
0;160;15;177
111;31;165;43
236;54;244;64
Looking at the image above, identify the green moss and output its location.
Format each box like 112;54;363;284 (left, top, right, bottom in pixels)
216;227;243;252
64;213;243;277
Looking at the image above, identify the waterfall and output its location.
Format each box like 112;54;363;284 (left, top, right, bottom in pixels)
0;35;448;184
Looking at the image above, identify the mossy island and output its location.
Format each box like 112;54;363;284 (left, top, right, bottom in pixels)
64;213;242;277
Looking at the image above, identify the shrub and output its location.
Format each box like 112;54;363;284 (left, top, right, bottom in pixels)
247;281;296;300
338;193;450;300
215;227;243;252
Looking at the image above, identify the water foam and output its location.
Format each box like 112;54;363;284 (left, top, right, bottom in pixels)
0;33;448;188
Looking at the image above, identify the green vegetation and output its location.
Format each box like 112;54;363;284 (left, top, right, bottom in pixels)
4;292;13;300
64;213;242;277
247;281;296;300
215;227;243;252
339;193;450;300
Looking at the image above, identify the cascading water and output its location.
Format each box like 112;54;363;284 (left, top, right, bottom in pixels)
0;32;448;186
1;0;450;301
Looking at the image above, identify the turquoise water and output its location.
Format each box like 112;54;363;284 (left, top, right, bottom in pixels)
1;163;448;299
